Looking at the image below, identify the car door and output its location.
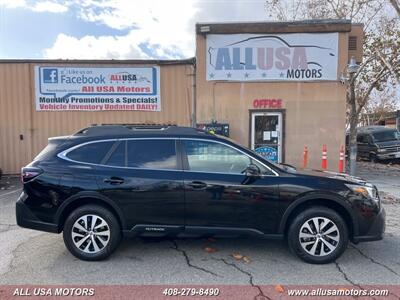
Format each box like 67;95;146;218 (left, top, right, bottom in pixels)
357;134;368;159
96;138;185;233
181;139;280;234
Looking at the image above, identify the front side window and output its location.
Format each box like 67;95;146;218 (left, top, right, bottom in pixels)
183;140;251;174
127;139;177;169
372;130;400;142
66;141;115;164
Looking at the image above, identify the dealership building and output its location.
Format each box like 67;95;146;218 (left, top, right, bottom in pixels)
0;20;362;174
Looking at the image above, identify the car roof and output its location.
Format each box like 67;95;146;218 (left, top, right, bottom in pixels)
357;126;397;134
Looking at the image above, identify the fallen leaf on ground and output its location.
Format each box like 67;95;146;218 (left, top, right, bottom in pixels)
204;246;217;253
232;253;243;260
242;256;251;263
275;285;284;293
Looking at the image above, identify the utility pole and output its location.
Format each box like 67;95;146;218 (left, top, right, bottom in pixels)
346;57;360;176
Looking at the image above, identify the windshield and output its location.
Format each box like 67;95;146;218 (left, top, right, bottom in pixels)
372;130;400;142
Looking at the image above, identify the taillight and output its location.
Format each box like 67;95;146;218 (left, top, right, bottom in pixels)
21;167;43;183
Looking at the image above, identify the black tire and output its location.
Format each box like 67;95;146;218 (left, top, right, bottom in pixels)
369;153;379;163
63;205;121;261
287;206;348;264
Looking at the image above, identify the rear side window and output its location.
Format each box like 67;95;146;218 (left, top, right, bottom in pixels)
66;141;115;164
105;141;126;167
127;139;177;169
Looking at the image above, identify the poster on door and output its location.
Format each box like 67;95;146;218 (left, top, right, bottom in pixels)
255;146;278;162
34;66;161;111
206;33;338;81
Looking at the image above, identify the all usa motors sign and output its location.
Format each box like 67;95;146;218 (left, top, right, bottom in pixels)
206;33;338;81
34;66;161;111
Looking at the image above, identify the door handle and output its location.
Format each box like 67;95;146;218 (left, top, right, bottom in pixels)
188;181;207;189
103;177;125;185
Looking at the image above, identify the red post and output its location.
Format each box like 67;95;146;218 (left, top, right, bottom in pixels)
339;145;344;173
321;144;328;170
303;146;308;169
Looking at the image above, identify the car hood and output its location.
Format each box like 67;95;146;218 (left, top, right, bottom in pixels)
374;140;400;147
295;169;369;185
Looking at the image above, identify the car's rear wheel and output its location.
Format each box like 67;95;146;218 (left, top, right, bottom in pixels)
63;205;121;261
287;206;348;264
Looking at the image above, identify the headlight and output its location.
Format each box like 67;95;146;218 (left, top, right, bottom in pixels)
345;184;378;199
377;148;387;153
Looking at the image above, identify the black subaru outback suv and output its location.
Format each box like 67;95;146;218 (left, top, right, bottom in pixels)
16;125;385;264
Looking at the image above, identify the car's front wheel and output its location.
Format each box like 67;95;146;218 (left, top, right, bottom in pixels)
369;153;379;163
287;206;348;264
63;205;121;261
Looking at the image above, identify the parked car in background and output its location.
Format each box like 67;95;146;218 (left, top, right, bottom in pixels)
16;125;385;264
346;126;400;162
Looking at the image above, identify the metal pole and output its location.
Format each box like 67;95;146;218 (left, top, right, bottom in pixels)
349;74;357;176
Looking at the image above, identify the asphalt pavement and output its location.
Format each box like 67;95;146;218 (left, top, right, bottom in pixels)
0;165;399;287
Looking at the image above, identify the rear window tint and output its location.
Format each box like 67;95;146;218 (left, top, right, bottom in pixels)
66;141;115;164
105;141;126;167
34;143;58;161
127;139;177;169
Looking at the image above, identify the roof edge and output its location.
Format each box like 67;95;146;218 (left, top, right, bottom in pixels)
0;58;196;65
196;19;353;34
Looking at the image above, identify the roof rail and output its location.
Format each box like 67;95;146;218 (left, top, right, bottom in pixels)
72;124;204;137
358;126;389;132
91;123;177;130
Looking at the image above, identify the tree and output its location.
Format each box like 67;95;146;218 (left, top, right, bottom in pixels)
390;0;400;16
361;88;399;125
265;0;400;174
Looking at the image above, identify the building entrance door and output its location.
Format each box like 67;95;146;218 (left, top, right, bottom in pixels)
250;112;283;163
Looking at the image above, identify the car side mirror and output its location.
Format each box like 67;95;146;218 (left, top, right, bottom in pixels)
243;164;261;177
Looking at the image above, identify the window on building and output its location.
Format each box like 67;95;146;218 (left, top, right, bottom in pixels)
348;36;357;51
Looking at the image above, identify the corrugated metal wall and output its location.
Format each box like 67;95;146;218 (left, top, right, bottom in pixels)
0;62;194;174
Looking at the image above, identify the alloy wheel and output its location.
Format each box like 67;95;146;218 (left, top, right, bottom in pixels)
298;217;340;257
71;214;110;254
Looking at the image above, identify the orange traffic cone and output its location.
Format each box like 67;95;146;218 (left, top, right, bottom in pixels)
303;146;308;169
339;145;344;173
321;144;328;170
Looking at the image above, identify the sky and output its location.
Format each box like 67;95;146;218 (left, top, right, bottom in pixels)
0;0;271;59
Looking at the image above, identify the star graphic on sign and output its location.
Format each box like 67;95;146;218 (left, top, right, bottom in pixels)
262;73;267;78
279;72;285;78
227;72;232;78
209;73;215;78
244;72;249;78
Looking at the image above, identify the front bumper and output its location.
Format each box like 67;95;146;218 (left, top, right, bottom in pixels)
377;151;400;160
16;198;59;233
353;206;386;243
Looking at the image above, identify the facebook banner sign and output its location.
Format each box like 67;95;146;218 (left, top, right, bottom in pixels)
34;66;161;111
206;33;338;81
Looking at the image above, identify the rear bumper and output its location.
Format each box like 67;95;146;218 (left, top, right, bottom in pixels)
353;206;386;243
16;198;59;233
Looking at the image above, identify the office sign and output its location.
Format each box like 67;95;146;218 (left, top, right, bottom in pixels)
206;33;338;81
35;66;161;111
